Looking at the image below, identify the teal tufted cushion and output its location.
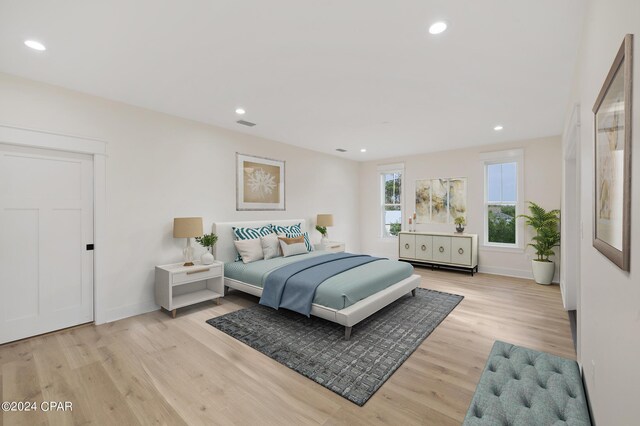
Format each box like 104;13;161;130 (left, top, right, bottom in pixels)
464;341;591;425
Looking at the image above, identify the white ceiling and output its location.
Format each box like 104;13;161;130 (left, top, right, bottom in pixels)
0;0;584;161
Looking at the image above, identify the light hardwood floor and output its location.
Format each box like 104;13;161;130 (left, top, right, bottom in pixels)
0;269;575;426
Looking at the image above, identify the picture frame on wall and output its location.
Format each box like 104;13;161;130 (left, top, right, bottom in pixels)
592;34;633;271
236;153;286;211
415;177;467;224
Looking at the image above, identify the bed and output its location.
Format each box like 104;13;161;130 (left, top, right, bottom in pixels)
213;219;421;339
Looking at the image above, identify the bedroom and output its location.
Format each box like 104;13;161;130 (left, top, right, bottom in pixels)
0;0;638;425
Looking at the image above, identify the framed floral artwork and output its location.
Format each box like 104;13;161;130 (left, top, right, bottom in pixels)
592;34;633;270
236;153;286;211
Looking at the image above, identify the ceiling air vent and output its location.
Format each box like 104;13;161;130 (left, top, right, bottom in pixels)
335;148;347;152
236;120;256;127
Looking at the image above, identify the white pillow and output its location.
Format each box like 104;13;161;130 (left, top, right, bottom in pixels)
260;233;281;260
279;239;308;257
234;238;264;264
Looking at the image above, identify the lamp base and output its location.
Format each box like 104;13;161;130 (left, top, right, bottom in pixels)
182;238;195;267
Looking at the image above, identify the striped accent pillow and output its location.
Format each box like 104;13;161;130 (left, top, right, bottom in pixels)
272;223;313;252
232;225;274;261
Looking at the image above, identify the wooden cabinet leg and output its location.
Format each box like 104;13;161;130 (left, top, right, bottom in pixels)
215;298;221;305
171;309;177;318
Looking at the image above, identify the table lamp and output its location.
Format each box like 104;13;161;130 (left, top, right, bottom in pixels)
173;217;203;266
316;214;334;245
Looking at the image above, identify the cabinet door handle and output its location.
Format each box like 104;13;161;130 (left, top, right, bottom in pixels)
458;248;464;255
405;243;410;249
421;245;427;251
187;268;211;275
439;246;445;253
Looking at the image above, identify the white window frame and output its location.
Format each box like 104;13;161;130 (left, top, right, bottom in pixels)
480;149;524;250
378;163;404;239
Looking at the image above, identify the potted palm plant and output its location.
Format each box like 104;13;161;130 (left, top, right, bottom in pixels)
519;202;560;285
195;233;218;265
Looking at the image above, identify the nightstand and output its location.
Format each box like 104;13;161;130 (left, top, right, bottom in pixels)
155;261;224;318
322;241;346;253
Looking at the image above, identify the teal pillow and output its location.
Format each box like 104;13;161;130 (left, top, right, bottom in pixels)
232;225;273;261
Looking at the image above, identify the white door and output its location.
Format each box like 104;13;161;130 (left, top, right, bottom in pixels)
0;144;94;344
450;237;472;266
415;235;432;261
399;234;416;259
432;236;452;263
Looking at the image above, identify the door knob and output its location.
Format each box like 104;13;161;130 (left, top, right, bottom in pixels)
458;248;464;254
421;245;426;251
405;244;410;249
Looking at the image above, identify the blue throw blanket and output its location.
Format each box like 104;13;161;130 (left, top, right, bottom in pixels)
259;253;384;316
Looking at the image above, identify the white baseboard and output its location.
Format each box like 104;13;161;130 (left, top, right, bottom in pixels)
100;300;159;324
478;265;559;284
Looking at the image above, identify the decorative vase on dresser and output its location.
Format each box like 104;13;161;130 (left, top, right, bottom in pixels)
398;231;478;276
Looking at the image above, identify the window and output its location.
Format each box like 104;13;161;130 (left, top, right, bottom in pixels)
482;150;523;248
380;164;403;238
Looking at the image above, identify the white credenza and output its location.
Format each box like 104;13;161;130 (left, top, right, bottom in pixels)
399;232;478;276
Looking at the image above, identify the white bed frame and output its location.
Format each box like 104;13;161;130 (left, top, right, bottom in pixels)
213;219;421;340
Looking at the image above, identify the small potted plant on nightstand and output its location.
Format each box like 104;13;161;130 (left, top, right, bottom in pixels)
454;216;466;233
519;201;560;285
196;233;218;265
316;225;328;246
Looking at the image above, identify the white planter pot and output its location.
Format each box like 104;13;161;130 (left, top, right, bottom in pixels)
531;260;555;285
201;250;214;265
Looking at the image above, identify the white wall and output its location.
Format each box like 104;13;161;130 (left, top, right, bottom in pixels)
359;137;563;280
564;0;640;423
0;72;361;323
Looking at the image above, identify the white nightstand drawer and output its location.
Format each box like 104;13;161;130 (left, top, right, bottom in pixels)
172;265;221;285
322;241;345;253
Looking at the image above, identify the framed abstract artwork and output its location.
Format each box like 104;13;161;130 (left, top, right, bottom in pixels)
592;34;633;271
236;153;286;211
415;177;467;224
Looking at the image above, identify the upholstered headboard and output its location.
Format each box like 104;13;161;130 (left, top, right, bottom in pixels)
213;219;307;264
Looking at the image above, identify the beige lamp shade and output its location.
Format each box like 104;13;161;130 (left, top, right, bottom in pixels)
173;217;203;238
316;214;334;227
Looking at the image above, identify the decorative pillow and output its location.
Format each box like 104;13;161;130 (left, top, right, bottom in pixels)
260;233;281;260
233;238;264;264
278;235;305;245
272;223;302;235
272;223;313;252
232;225;273;261
278;236;308;258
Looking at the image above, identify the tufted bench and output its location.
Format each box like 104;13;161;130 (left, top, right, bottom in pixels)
463;341;591;425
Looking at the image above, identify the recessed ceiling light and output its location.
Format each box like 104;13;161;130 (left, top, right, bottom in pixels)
428;22;447;35
235;108;246;115
494;125;504;131
24;40;46;51
360;148;367;153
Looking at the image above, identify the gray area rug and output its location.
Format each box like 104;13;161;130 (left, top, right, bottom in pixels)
206;288;463;405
